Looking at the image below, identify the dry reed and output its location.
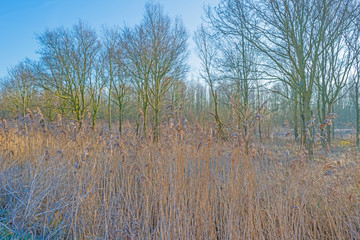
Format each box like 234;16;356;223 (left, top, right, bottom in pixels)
0;115;359;239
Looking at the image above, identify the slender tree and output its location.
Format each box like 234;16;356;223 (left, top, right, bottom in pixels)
1;61;36;119
348;19;360;147
194;25;225;139
35;21;101;128
317;33;354;148
102;27;120;130
122;2;188;140
89;59;106;129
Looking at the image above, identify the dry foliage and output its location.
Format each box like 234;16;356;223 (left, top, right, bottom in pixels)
0;115;359;239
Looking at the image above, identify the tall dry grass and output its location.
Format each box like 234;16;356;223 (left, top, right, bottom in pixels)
0;113;359;239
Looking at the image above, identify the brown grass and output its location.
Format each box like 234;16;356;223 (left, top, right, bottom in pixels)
0;116;359;239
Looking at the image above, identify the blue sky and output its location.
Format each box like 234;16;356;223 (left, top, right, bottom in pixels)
0;0;218;78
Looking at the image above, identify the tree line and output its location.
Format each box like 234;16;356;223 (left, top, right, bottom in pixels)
1;0;360;150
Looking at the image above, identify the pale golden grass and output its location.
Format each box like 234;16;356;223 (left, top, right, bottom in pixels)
0;118;359;239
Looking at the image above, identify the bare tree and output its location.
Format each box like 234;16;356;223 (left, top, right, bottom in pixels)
121;24;151;137
216;34;260;138
207;0;359;155
35;21;101;128
2;61;36;119
89;59;106;129
317;33;355;149
194;25;225;139
102;27;119;130
347;18;360;147
112;66;129;134
122;2;188;140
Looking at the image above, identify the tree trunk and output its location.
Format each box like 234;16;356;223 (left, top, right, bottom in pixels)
256;87;262;142
76;106;82;129
92;114;96;130
326;125;331;146
294;93;298;142
214;91;224;140
118;102;122;134
143;103;148;137
302;93;313;157
356;80;359;147
153;108;159;142
22;98;27;132
108;80;112;130
321;79;330;146
300;99;305;146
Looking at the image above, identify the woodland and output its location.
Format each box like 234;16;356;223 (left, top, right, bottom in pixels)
0;0;359;239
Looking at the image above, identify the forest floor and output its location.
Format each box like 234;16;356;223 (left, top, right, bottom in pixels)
0;117;359;239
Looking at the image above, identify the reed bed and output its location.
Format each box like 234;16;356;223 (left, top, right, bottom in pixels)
0;115;359;239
